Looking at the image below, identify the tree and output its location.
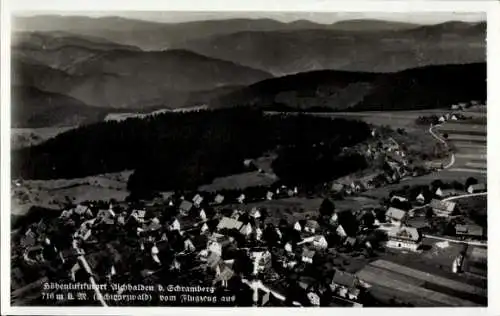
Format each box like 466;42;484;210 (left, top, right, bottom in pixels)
319;198;335;217
451;180;464;191
431;179;444;192
425;208;434;221
465;177;478;189
260;208;269;223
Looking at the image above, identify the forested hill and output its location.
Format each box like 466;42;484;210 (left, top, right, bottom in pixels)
12;108;371;194
210;63;486;111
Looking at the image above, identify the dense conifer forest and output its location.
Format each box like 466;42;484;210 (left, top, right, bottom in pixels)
12;108;371;193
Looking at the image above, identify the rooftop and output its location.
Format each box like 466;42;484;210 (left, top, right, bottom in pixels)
385;207;407;221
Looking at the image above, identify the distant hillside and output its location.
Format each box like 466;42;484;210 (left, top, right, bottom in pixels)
12;32;141;71
210;63;486;111
330;19;419;31
11;86;108;128
12;59;75;94
59;49;271;108
178;23;485;75
12;31;141;51
12;50;271;111
13;15;423;50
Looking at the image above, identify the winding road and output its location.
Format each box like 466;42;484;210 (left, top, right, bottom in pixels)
429;123;456;169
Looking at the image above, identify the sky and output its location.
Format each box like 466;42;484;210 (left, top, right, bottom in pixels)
15;11;486;25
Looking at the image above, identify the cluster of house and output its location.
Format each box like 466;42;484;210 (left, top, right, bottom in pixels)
374;180;487;252
437;112;467;123
450;100;484;111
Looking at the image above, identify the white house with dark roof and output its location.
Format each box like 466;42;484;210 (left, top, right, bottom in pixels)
435;187;443;197
293;221;302;232
386;226;421;251
416;193;425;204
170;218;181;231
385;207;407;226
200;223;210;234
199;209;207;221
467;183;486;194
336;224;347;238
184;238;196;252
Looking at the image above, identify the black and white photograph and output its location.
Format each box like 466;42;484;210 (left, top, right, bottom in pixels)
1;0;498;314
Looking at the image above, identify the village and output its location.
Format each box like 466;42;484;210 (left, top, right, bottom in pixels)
11;165;487;307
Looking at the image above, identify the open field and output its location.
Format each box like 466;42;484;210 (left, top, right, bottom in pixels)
11;127;76;149
198;171;277;192
11;171;132;216
437;116;487;176
456;195;487;214
438;123;486;135
357;258;485;306
446;134;486;142
305;110;449;130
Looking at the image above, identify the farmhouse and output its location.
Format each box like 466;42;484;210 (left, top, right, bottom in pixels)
386;226;421;252
312;235;328;249
435;187;443;197
330;270;361;301
467;183;486;194
329;213;339;225
179;200;194;214
331;183;345;193
200;223;210;234
192;194;204;207
304;220;320;234
217;217;244;231
266;191;274;200
74;205;93;217
213;194;225;204
293;221;302;232
455;224;484;239
430;199;457;217
385;207;407;226
131;209;146;223
250;207;261;219
344;237;357;248
439;189;462;198
336;224;347;238
170;218;181;231
416;193;426;204
199;209;207;221
302;248;316;264
237;194;246;204
239;223;254;237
